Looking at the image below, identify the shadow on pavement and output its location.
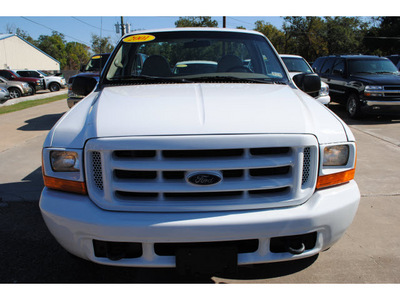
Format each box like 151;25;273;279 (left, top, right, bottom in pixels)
18;113;65;131
328;103;400;126
0;167;43;202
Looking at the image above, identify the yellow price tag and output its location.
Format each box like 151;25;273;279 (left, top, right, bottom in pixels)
123;34;156;43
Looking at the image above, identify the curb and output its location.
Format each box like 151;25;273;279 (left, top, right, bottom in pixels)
0;89;68;107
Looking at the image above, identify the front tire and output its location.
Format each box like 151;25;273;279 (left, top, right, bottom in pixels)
49;82;60;92
8;87;22;98
346;93;362;118
28;84;36;95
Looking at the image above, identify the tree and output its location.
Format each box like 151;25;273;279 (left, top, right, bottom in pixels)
364;17;400;55
36;31;67;69
254;21;285;53
6;25;37;45
175;17;218;27
324;17;368;55
91;34;114;54
65;42;90;70
282;17;327;62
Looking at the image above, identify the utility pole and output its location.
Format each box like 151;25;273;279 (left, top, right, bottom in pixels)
115;17;131;37
121;16;125;36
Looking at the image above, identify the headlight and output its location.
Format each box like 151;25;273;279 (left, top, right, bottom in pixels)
42;148;86;194
23;83;29;88
364;85;384;97
323;145;349;166
316;143;356;189
50;151;80;172
319;85;329;97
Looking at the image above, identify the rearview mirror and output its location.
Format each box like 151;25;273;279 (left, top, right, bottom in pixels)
71;76;98;96
292;73;321;94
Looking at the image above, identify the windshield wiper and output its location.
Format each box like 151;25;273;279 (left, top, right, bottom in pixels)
190;76;281;84
111;75;193;83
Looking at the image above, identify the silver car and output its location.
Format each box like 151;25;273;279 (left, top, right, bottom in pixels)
0;76;32;98
0;86;10;101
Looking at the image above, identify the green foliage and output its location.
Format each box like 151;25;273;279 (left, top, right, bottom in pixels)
65;42;90;70
36;31;68;69
254;21;285;53
364;17;400;55
175;17;218;27
90;34;115;54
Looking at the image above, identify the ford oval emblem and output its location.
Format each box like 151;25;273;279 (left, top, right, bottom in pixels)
186;171;222;186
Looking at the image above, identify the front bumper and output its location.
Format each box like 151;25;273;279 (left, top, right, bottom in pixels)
40;180;360;268
362;98;400;115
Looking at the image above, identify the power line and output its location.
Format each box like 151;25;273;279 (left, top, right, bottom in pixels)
71;17;114;33
20;16;90;46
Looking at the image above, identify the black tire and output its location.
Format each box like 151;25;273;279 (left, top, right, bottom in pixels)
28;84;36;95
8;87;22;98
346;93;362;118
49;82;60;92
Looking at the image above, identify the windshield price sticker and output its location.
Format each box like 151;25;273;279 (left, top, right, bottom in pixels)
92;55;101;59
123;35;156;43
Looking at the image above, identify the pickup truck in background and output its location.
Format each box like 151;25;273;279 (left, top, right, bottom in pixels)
14;70;66;92
67;53;110;108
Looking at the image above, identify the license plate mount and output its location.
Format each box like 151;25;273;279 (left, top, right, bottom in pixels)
176;245;238;275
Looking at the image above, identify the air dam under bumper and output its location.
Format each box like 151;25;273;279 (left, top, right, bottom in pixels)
39;180;360;267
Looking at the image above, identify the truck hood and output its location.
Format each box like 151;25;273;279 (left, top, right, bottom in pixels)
46;83;351;148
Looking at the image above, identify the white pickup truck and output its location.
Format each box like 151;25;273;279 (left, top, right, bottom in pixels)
40;28;360;273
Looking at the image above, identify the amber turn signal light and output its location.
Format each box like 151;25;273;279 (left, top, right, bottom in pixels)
316;169;356;189
43;175;87;195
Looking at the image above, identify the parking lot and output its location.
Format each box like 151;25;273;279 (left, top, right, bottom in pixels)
0;98;400;283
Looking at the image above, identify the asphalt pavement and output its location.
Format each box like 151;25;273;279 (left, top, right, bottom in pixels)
1;98;400;283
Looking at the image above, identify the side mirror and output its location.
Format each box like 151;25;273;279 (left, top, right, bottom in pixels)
293;73;321;94
80;64;86;72
71;76;98;96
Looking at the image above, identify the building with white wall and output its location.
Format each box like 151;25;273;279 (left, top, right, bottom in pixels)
0;34;60;71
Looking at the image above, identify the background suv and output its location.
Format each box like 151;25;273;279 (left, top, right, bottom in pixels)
313;55;400;118
15;70;66;92
0;76;31;98
0;69;44;95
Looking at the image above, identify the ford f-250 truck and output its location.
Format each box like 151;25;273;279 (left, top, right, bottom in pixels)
40;28;360;274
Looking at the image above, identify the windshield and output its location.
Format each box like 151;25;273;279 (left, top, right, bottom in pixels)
104;30;288;83
281;57;313;73
85;54;110;72
348;59;399;75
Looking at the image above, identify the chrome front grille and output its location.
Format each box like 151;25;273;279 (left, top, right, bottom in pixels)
383;86;400;98
85;135;318;212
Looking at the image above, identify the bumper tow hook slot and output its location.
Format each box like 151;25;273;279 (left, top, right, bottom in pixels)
286;241;306;255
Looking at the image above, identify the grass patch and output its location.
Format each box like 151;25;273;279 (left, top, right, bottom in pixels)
0;94;67;115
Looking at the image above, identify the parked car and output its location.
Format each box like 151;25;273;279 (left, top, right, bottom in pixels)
386;55;400;70
0;86;10;101
280;54;330;105
14;70;66;92
40;28;359;273
0;76;32;98
313;55;400;118
67;53;110;108
0;69;44;95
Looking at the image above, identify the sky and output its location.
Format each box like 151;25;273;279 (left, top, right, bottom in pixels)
0;16;284;48
0;0;395;50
